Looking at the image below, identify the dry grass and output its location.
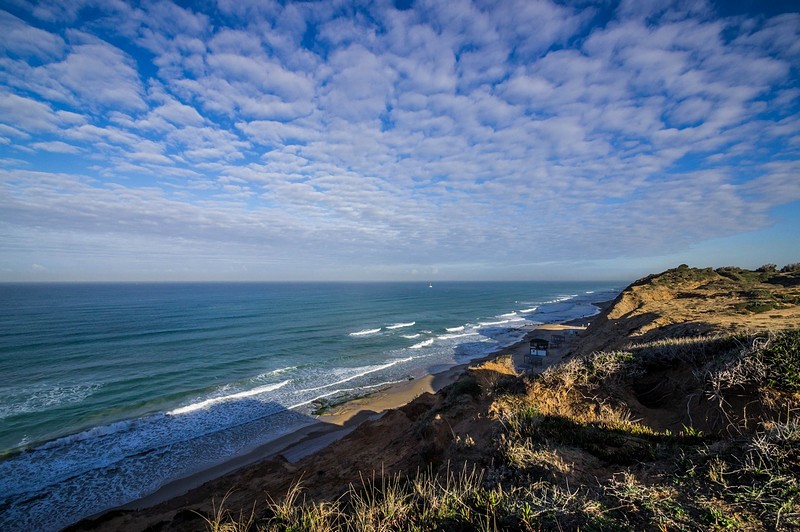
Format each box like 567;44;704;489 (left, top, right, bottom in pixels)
206;329;800;531
198;490;257;532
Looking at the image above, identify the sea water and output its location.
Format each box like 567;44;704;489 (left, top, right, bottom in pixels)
0;281;621;529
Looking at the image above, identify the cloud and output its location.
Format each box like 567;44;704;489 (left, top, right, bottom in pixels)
0;1;798;280
0;11;65;60
0;91;83;135
30;141;82;154
1;33;146;115
52;34;147;111
151;99;205;127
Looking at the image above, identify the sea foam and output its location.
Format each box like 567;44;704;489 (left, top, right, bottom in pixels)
291;357;414;398
386;322;415;330
410;338;435;349
0;383;102;421
168;380;291;416
349;328;382;337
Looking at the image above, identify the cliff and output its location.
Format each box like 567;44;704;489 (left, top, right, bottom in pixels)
71;265;800;531
577;264;800;355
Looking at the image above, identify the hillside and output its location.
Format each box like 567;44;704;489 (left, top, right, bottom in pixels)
577;264;800;355
72;265;800;531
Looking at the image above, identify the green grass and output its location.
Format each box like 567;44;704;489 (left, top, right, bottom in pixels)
762;329;800;392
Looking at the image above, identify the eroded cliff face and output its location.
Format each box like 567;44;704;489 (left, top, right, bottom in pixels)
577;265;800;355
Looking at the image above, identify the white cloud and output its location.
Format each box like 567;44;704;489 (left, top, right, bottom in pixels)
152;99;205;127
0;11;65;60
0;91;77;134
52;34;147;111
0;0;798;280
5;0;94;23
30;141;82;154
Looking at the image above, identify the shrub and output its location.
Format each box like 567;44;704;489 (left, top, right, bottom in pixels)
447;376;482;400
761;329;800;392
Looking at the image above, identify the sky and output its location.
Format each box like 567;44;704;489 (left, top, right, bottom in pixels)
0;0;798;282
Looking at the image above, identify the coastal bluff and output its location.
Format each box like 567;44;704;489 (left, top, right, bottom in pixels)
71;265;800;531
576;263;800;355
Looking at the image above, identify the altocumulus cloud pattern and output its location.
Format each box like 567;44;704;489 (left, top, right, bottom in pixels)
0;0;798;281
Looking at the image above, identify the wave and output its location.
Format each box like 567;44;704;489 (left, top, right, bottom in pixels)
290;378;404;410
410;338;435;349
402;333;421;339
168;380;291;416
349;328;382;337
296;357;414;395
37;416;140;450
519;307;538;313
386;322;415;330
446;326;465;332
478;316;526;327
497;312;518;318
268;366;296;375
439;332;479;340
254;366;297;380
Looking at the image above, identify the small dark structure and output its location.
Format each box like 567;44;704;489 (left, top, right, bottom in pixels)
524;338;549;367
551;334;565;347
529;338;549;356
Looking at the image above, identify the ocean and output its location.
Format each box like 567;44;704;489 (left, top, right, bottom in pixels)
0;281;621;530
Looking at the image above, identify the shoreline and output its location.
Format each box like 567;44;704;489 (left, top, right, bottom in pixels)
118;369;463;512
63;267;800;532
75;301;610;528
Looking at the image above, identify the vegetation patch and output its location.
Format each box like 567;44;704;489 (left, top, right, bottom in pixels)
761;329;800;392
647;264;718;286
204;327;800;531
445;375;482;402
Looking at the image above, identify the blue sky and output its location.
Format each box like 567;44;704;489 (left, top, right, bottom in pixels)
0;0;798;282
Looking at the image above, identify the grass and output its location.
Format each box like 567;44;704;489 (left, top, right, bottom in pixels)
761;329;800;392
656;264;718;284
205;328;800;531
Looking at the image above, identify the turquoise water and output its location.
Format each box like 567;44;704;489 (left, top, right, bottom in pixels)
0;281;621;529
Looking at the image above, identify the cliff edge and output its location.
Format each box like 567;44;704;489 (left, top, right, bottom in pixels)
577;264;800;355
